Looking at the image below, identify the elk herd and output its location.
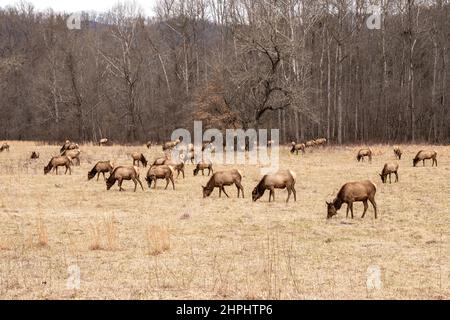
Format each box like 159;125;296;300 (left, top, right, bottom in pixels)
0;139;440;220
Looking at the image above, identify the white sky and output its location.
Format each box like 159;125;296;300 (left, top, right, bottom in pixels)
0;0;157;16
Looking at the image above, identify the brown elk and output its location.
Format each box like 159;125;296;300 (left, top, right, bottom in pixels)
44;156;73;175
88;161;114;181
0;143;10;152
314;138;327;147
357;148;373;163
146;141;153;149
152;154;170;167
252;170;297;203
393;146;402;160
202;169;244;198
413;150;438;167
60;141;79;154
290;142;305;155
305;140;315;148
106;166;144;192
327;181;377;219
99;138;109;146
131;152;148;167
163;138;182;151
380;163;399;184
162;160;185;179
146;165;175;190
30;151;40;159
61;149;81;166
193;161;213;176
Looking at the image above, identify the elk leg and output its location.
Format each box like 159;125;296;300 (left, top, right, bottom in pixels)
137;178;144;191
395;172;399;183
389;173;392;184
171;177;175;190
153;180;157;189
222;187;230;198
270;187;275;202
56;167;59;175
369;198;378;219
292;187;297;202
236;182;244;198
202;169;205;176
133;178;138;192
361;200;369;219
97;173;100;181
208;168;211;176
423;160;425;167
286;189;291;203
219;187;222;198
346;205;350;219
268;190;273;203
118;179;123;191
103;172;106;181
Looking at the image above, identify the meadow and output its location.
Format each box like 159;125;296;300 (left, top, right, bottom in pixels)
0;141;449;299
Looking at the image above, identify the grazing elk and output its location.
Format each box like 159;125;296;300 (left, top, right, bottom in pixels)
88;161;114;181
193;161;213;176
106;166;144;192
60;141;79;154
290;142;305;155
99;138;109;146
162;160;185;179
357;148;373;163
202;169;244;199
131;152;148;167
252;170;297;203
380;163;399;184
146;165;175;190
327;181;378;219
0;143;10;152
30;151;39;159
61;148;81;166
44;156;73;175
163;138;182;151
394;146;402;160
413;150;438;167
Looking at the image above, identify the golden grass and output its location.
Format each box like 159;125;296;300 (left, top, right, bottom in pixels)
0;141;450;299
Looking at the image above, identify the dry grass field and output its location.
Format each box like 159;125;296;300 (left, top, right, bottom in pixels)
0;141;449;300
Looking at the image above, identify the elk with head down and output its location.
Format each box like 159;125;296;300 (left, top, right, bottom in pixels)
146;165;175;190
327;180;377;219
252;170;297;203
44;156;73;175
413;150;438;167
106;166;144;192
131;152;148;167
380;162;399;184
88;161;114;181
357;148;373;163
0;143;9;152
202;169;244;199
193;161;213;176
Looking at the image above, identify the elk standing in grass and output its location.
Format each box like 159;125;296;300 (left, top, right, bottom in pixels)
60;140;78;154
44;156;73;175
131;152;148;167
162;160;185;179
305;140;315;149
88;161;114;181
252;170;297;203
0;143;9;152
380;163;399;184
193;161;213;176
314;138;327;147
413;150;438;167
202;169;244;198
394;146;402;160
146;165;175;190
99;138;109;146
163;138;182;151
106;166;144;192
357;148;373;163
61;149;81;166
327;181;378;219
290;142;305;155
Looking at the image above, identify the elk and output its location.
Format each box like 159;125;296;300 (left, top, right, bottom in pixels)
61;149;81;166
152;154;170;167
99;138;109;146
30;151;39;159
146;141;153;149
413;150;438;167
106;166;144;192
163;138;182;151
88;161;114;181
193;161;213;176
60;141;79;154
357;148;373;163
290;142;305;155
305;140;316;148
162;160;185;179
0;143;10;152
202;169;244;199
327;181;377;219
146;165;175;190
314;138;327;147
131;152;148;167
252;170;297;203
180;150;195;164
44;156;73;175
380;162;399;184
393;146;402;160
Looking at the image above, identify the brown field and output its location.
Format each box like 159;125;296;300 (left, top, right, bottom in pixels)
0;141;449;300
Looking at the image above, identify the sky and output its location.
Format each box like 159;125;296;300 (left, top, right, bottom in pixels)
0;0;157;16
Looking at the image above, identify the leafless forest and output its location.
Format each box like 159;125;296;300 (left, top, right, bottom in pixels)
0;0;448;144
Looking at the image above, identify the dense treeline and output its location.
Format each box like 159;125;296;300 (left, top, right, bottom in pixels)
0;0;448;144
